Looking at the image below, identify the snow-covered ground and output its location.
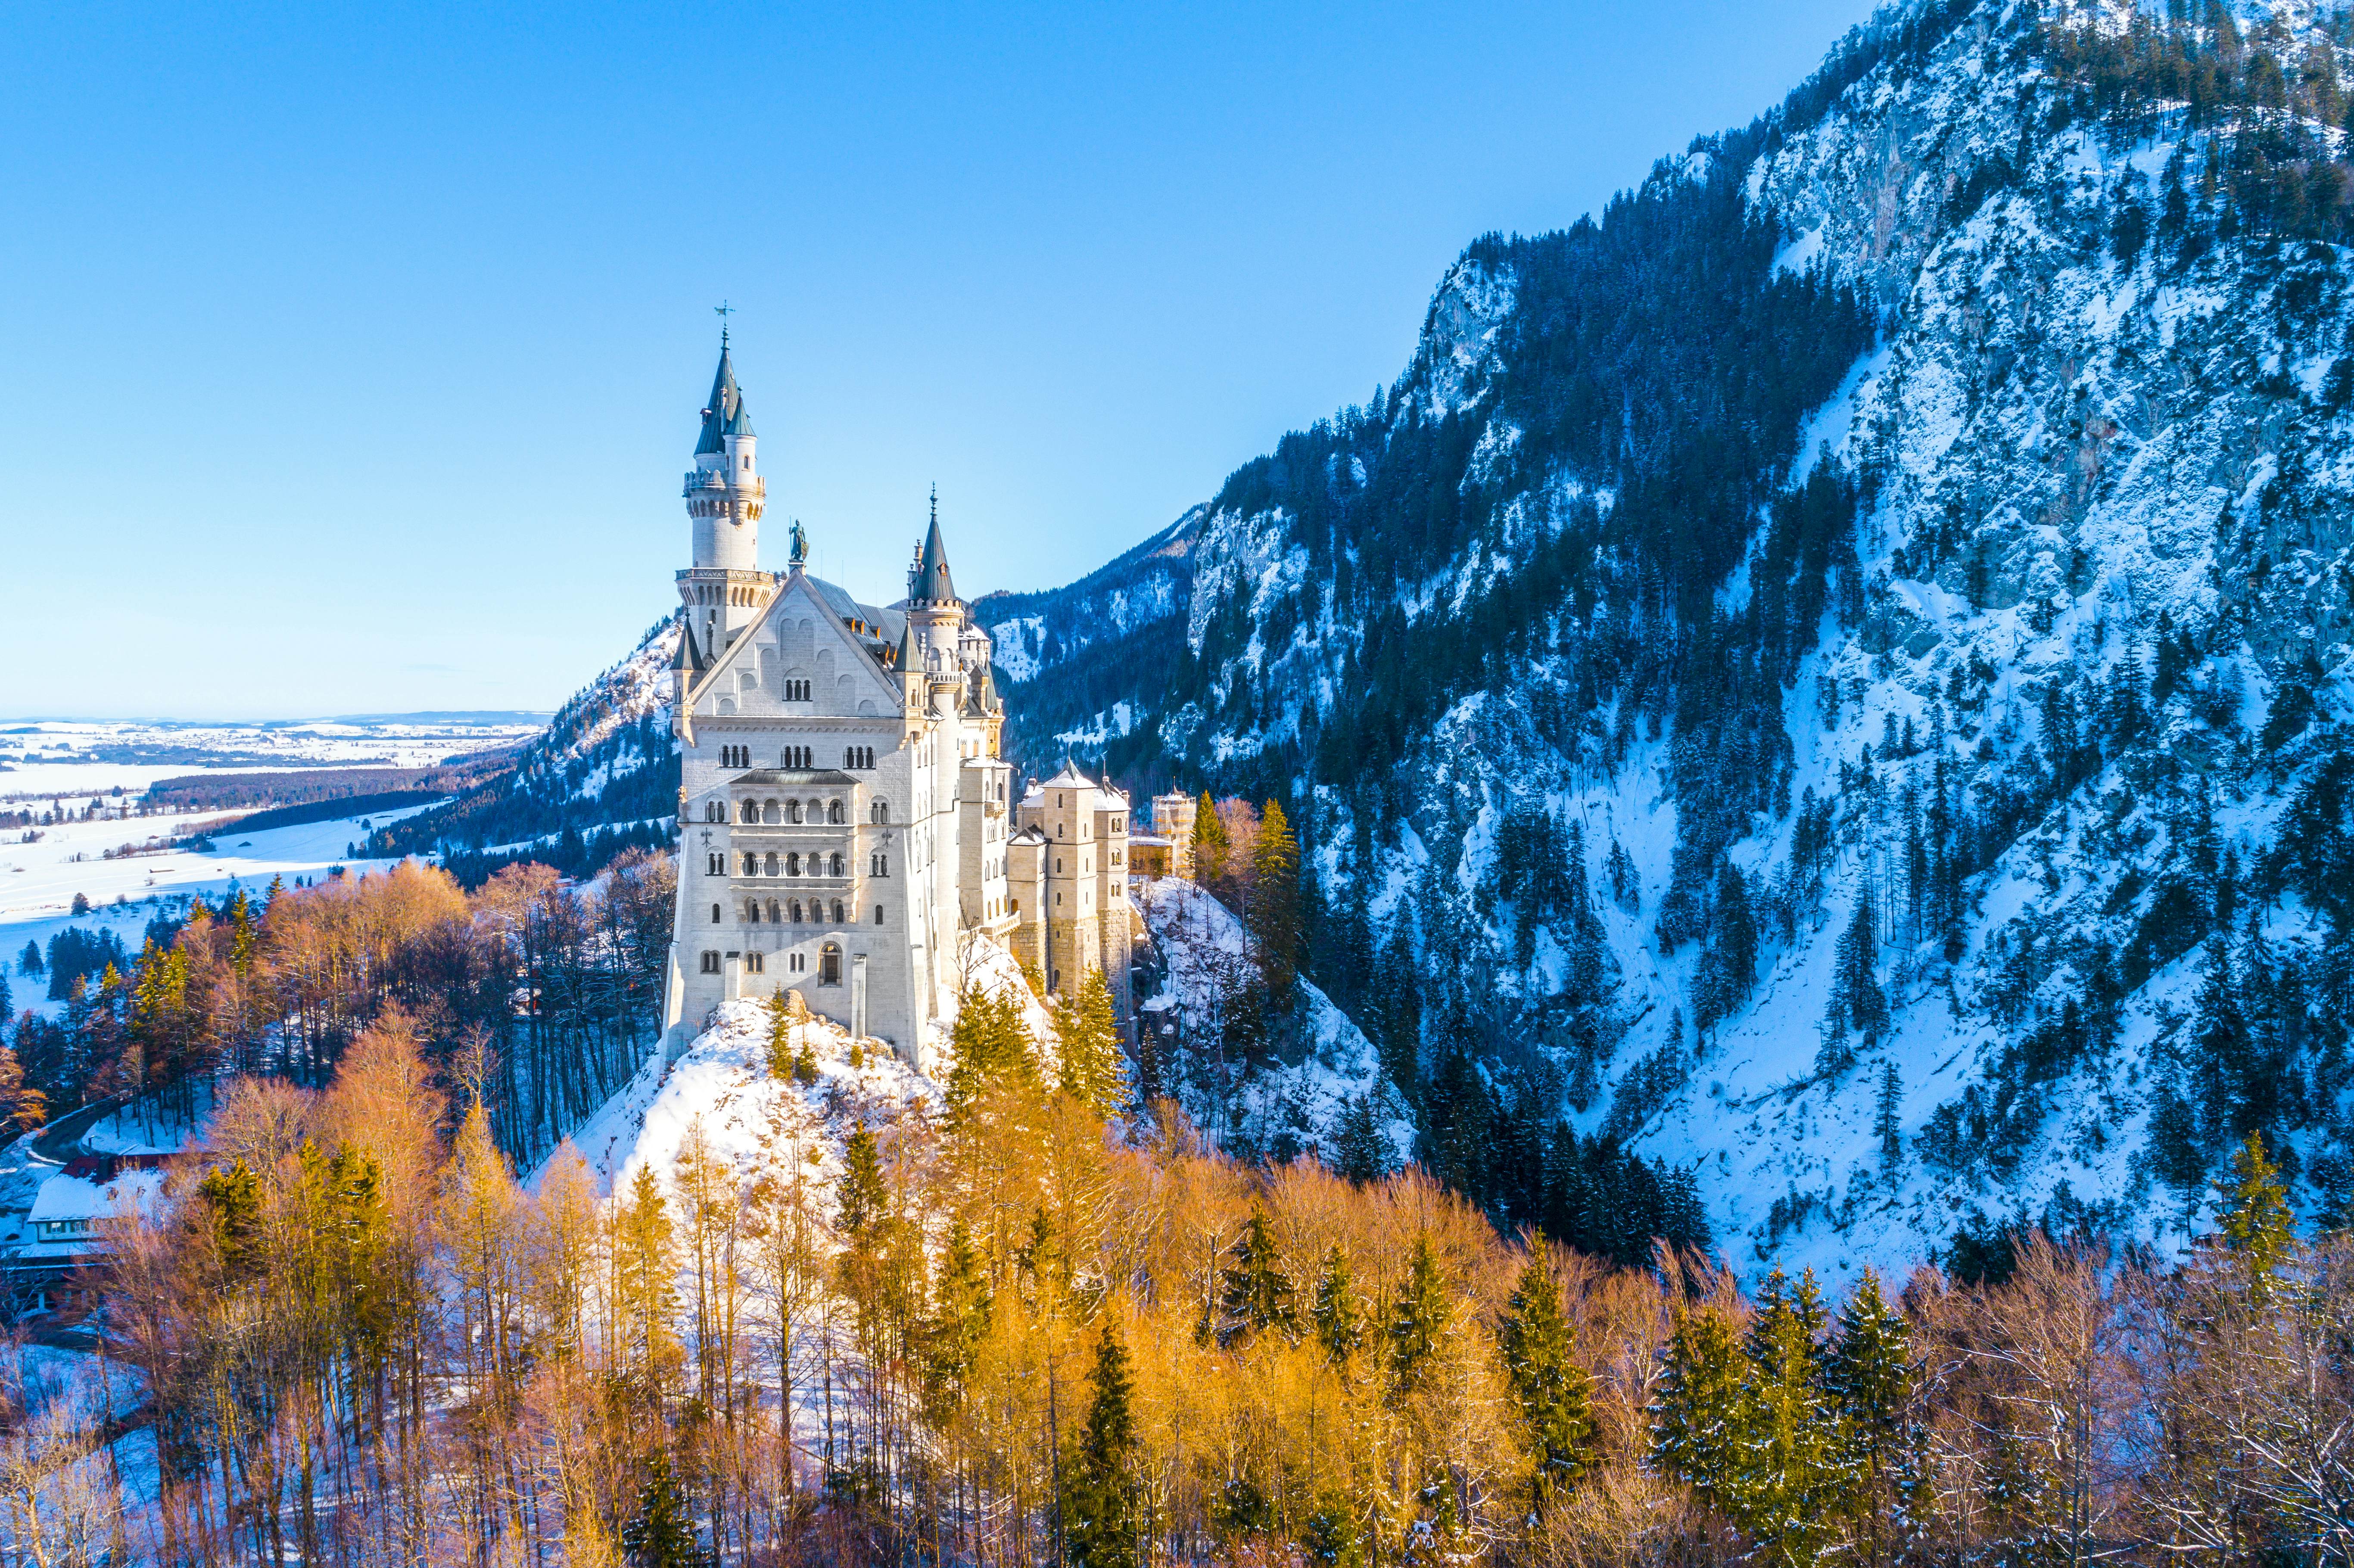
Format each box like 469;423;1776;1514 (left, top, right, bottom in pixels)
0;803;445;1018
0;716;536;801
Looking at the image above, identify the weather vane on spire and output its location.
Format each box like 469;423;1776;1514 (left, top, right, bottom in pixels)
714;300;734;345
930;482;937;529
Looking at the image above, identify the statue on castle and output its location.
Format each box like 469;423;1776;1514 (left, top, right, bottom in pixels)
789;520;808;568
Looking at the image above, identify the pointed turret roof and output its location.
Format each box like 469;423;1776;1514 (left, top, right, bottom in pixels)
694;340;754;455
908;489;958;605
673;613;704;675
896;618;919;678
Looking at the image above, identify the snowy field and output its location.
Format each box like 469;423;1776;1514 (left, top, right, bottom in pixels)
0;716;539;1017
0;716;539;801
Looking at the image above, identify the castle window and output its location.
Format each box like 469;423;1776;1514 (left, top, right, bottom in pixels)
742;853;757;876
747;901;763;923
789;800;804;824
767;899;781;923
828;800;845;824
764;800;781;824
875;905;885;925
791;900;804;923
745;951;765;974
790;952;806;973
871;853;888;877
787;852;802;876
820;943;842;986
706;802;724;822
764;852;779;876
711;904;722;924
872;801;890;823
831;899;845;923
831;852;846;876
707;853;724;875
785;679;811;701
740;801;758;824
700;951;720;974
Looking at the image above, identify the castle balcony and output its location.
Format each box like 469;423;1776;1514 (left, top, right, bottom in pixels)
682;470;768;499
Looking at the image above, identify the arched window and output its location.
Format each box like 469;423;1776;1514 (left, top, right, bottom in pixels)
874;905;885;925
707;852;723;876
747;901;762;923
764;852;779;876
872;800;890;824
806;798;822;822
830;899;845;924
788;800;804;824
871;852;888;877
763;800;781;824
767;899;781;922
791;900;804;923
739;800;757;824
830;852;845;876
711;904;721;924
820;943;842;986
745;951;764;974
828;800;845;824
700;951;719;974
787;852;802;876
705;801;724;822
741;853;755;876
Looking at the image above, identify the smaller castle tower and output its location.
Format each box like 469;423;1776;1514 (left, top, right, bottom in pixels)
677;335;769;659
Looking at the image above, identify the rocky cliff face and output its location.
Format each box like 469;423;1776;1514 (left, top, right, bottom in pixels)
998;0;2354;1278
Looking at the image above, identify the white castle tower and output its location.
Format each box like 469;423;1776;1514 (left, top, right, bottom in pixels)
677;335;767;663
656;337;1141;1066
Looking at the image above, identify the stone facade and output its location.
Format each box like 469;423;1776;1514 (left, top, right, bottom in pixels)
659;343;1038;1071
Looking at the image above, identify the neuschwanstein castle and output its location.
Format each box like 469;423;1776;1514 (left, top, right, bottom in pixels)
658;341;1143;1068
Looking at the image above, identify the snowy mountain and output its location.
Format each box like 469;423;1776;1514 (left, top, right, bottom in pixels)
996;0;2354;1277
365;617;681;883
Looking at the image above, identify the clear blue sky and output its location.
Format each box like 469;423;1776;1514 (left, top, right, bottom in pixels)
1;0;1881;720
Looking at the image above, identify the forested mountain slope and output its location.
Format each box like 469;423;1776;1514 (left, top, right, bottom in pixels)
1000;0;2354;1277
364;618;681;885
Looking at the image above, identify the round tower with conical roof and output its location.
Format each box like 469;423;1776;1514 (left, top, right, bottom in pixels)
678;335;770;658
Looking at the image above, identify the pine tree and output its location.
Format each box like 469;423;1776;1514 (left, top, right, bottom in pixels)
1740;1269;1851;1568
622;1445;703;1568
1652;1307;1752;1519
1217;1205;1298;1345
1497;1256;1594;1509
923;1219;993;1413
0;971;11;1027
1388;1235;1449;1393
1057;968;1128;1117
1827;884;1887;1061
1827;1269;1913;1568
763;987;796;1080
1874;1062;1903;1166
946;984;1038;1121
1372;923;1422;1099
1247;798;1303;995
1063;1321;1146;1568
1194;790;1230;886
2218;1131;2294;1297
837;1120;888;1241
15;941;38;978
1310;1245;1364;1365
1332;1092;1389;1184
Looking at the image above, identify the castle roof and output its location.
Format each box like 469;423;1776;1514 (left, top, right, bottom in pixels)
694;342;754;455
908;510;958;606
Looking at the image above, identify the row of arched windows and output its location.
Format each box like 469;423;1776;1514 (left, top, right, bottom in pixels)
741;850;848;878
744;898;847;926
740;797;846;824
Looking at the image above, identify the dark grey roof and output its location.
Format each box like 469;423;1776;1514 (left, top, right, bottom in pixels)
694;344;753;456
806;576;906;648
908;515;957;605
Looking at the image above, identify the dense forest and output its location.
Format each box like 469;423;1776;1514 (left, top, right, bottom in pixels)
16;993;2341;1568
1;855;673;1167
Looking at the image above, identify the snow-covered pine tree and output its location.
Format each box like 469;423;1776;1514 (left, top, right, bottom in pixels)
1497;1255;1594;1508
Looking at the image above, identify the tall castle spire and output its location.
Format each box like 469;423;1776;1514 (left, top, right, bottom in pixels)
679;329;768;656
